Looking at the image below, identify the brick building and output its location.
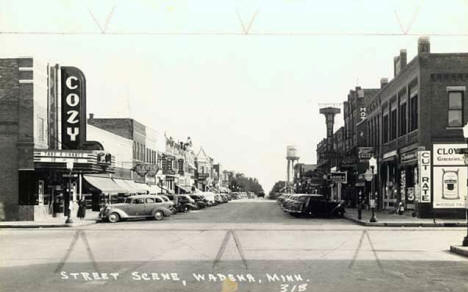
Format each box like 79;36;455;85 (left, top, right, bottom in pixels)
0;58;116;221
87;116;164;192
356;37;468;217
0;58;51;220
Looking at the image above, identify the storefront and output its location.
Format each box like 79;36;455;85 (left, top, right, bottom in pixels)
380;150;398;210
30;149;115;219
399;145;421;211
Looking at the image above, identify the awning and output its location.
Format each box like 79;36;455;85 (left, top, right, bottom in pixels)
148;184;164;194
84;175;126;194
113;179;136;193
187;163;196;169
175;184;191;194
127;181;149;193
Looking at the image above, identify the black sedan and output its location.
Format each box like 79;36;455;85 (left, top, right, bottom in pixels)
280;194;345;218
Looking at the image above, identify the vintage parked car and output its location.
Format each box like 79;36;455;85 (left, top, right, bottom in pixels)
189;194;207;209
165;194;198;212
200;192;216;206
280;194;345;218
214;194;225;204
156;194;177;213
99;195;173;223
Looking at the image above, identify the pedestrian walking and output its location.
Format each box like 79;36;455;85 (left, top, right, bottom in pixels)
77;199;86;220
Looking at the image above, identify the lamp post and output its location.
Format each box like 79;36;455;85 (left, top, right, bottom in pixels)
369;156;377;223
462;124;468;246
358;190;362;220
65;161;74;224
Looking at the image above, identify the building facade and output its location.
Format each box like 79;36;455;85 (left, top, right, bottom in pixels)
0;58;116;221
325;37;468;218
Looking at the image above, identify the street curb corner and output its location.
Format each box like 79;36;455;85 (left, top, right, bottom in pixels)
450;245;468;258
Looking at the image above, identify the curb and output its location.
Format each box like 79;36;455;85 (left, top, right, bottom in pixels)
450;245;468;258
0;221;98;229
344;214;467;227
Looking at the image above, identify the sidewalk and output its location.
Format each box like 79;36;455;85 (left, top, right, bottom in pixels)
344;207;467;227
450;245;468;258
0;211;99;228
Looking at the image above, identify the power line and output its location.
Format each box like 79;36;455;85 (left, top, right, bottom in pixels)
1;31;468;37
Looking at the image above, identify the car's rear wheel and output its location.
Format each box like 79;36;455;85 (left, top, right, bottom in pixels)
154;210;164;221
183;206;189;213
108;213;120;223
336;209;344;217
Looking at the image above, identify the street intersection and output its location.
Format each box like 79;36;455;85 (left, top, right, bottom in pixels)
1;200;467;292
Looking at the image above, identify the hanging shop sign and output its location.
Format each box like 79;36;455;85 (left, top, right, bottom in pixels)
417;151;431;203
134;164;159;177
162;155;176;175
359;107;366;121
61;66;87;150
330;171;347;184
358;147;374;161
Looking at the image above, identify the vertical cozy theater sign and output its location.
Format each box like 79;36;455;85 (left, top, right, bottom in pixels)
61;66;87;149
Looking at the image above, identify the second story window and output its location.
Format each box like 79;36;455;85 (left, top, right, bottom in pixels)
390;107;397;140
382;114;389;143
409;94;418;131
448;91;463;127
399;102;407;136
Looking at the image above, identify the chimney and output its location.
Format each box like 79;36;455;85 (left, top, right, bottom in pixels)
393;56;399;77
400;49;407;68
418;36;430;55
380;78;388;88
89;113;94;119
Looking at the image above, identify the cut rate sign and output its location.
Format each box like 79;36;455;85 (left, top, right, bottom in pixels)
417;151;431;203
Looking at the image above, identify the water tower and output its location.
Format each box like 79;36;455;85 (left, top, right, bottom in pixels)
286;145;299;192
319;107;341;153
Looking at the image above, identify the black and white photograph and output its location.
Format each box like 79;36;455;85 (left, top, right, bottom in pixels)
1;0;468;291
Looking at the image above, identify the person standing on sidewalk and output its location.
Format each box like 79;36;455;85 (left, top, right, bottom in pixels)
77;199;86;220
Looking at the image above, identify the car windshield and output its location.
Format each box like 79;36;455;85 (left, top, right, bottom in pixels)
159;196;169;201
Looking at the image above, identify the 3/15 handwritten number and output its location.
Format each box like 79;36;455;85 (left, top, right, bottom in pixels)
280;283;308;292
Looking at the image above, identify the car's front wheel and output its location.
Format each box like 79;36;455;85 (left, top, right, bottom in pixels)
154;210;164;221
108;212;120;223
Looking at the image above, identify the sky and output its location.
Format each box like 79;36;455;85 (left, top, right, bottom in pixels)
1;0;468;193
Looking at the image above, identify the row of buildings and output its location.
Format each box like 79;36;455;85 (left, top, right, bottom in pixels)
0;57;233;221
313;37;468;218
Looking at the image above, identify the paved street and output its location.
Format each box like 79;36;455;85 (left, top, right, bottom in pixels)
1;200;468;292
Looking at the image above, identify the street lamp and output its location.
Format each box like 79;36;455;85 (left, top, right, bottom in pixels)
65;161;74;224
462;123;468;246
369;156;377;223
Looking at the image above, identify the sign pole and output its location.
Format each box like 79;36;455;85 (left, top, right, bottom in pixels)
358;190;362;220
368;156;378;223
65;161;74;224
459;124;468;246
